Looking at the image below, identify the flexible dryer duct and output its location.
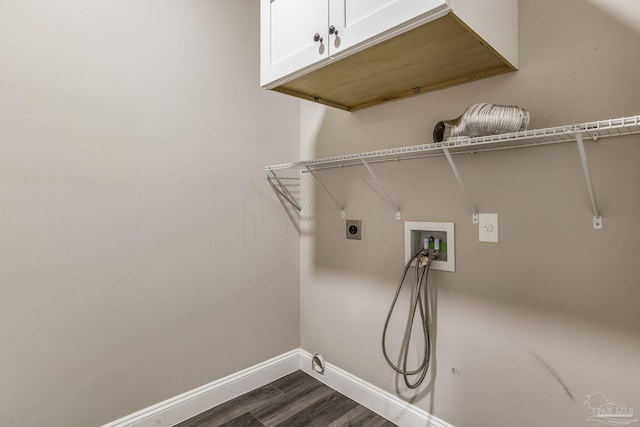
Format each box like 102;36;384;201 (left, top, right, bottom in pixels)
433;103;530;142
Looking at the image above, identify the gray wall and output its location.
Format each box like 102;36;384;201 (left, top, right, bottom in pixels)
300;0;640;426
0;1;300;426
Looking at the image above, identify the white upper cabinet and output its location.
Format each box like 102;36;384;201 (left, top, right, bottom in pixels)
260;0;329;86
260;0;518;111
261;0;448;86
328;0;448;55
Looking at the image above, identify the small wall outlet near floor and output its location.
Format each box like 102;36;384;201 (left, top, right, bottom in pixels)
311;353;325;375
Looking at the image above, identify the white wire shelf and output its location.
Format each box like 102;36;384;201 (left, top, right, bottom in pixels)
265;115;640;172
266;114;639;228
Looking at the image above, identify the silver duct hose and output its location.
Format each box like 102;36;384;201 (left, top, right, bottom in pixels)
433;103;530;142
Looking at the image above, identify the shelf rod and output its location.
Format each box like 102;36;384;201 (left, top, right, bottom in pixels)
575;132;603;229
304;166;346;218
360;158;401;220
443;148;479;224
267;170;302;212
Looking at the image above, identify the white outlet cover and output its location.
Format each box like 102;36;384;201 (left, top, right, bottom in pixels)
478;213;499;243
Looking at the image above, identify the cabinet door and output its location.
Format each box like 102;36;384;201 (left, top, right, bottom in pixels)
328;0;448;55
260;0;329;86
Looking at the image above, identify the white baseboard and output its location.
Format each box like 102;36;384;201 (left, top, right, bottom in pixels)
102;349;300;427
102;348;454;427
298;350;454;427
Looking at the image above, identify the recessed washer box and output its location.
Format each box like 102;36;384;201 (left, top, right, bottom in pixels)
404;221;455;272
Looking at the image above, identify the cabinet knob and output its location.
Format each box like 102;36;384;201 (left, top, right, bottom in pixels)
313;33;323;43
329;25;338;36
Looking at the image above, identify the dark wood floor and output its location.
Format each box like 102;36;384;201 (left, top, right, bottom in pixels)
175;370;397;427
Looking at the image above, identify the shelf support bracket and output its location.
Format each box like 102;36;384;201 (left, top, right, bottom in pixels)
443;148;479;224
574;132;603;229
304;166;346;218
360;158;401;220
267;170;302;213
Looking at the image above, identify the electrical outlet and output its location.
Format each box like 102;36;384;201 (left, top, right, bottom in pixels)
346;219;361;240
478;213;499;243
